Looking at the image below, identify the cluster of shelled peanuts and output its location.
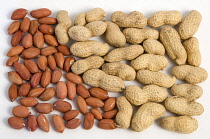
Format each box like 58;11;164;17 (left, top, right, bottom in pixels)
7;8;207;134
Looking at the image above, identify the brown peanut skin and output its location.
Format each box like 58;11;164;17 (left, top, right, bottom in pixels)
76;96;88;114
76;84;90;98
53;101;72;112
8;117;25;130
52;114;65;133
37;114;50;132
12;105;31;118
19;97;38;107
63;110;79;121
35;103;53;114
84;112;94;130
27;115;38;132
56;81;67;100
89;87;109;100
8;83;18;102
103;97;116;111
67;81;76;100
11;8;28;20
66;119;81;129
98;119;117;130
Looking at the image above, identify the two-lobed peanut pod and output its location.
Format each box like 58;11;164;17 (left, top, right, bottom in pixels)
83;69;125;92
143;39;165;55
178;10;202;40
164;96;204;116
70;40;109;58
115;96;133;129
55;10;72;45
131;54;168;71
171;84;203;101
160;26;187;65
102;62;136;81
104;21;126;47
160;116;198;134
123;28;159;44
131;102;166;132
148;10;182;28
136;70;176;88
110;11;147;28
71;56;104;75
183;37;201;67
104;45;144;62
125;85;168;106
172;65;208;84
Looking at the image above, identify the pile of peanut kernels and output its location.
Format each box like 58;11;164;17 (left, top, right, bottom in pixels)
7;8;208;134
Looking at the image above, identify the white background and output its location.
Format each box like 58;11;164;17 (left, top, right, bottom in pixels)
0;0;210;139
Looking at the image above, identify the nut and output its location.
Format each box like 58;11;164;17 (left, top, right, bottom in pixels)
27;115;38;132
54;52;64;69
7;46;24;57
104;20;126;47
39;24;54;35
103;110;118;119
37;56;47;71
8;83;18;102
41;46;57;56
56;81;67;100
111;11;147;28
8;71;23;85
44;34;58;46
24;59;39;74
98;119;117;130
30;8;52;18
39;87;55;101
76;84;90;98
89;87;108;100
11;30;22;46
164;96;204;116
38;17;57;24
160;26;187;65
35;103;53;114
8;21;21;35
136;70;176;88
103;97;116;111
13;62;30;80
8;117;25;130
172;65;208;84
29;20;38;35
52;114;65;133
11;8;27;20
28;87;45;97
65;119;81;129
30;72;42;88
20;17;30;33
51;69;62;84
41;69;51;87
76;96;88;114
33;30;44;48
18;83;31;97
131;102;166;132
83;112;94;130
6;56;19;66
19;97;38;107
63;110;79;121
83;69;125;92
48;55;57;70
21;47;41;59
37;113;50;132
66;72;83;84
64;57;76;72
57;45;71;56
66;81;76;100
86;97;104;108
53;100;72;112
12;105;31;118
90;108;103;120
